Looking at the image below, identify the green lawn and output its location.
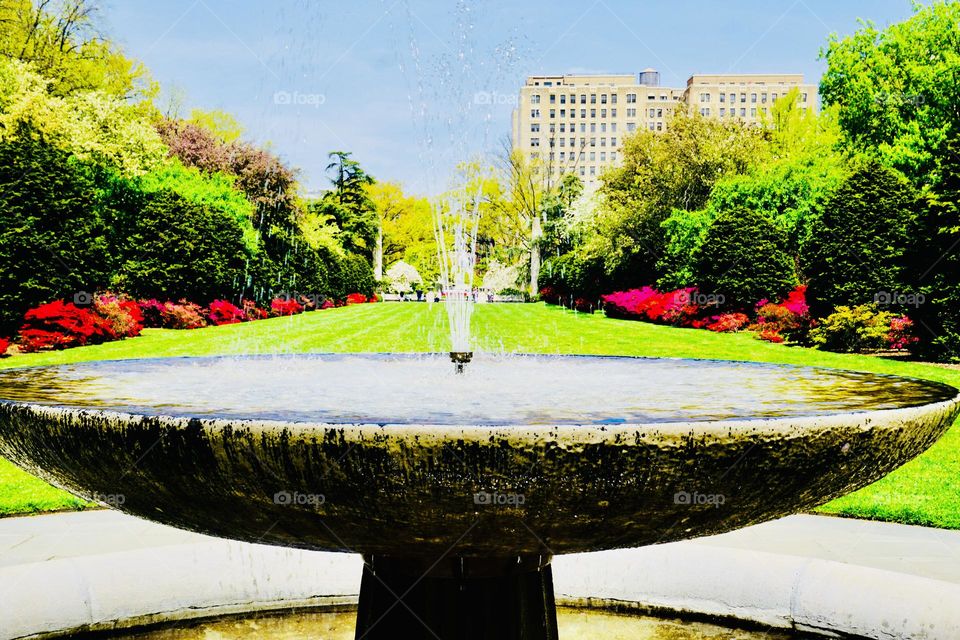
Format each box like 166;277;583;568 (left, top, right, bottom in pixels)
2;302;959;528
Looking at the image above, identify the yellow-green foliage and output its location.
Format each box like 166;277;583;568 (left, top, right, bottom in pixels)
0;58;166;175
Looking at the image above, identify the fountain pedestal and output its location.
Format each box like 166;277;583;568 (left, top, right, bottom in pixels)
356;555;558;640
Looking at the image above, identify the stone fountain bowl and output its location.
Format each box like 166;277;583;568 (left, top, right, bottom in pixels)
0;353;957;560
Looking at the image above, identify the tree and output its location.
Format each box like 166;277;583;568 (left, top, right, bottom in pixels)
112;190;251;303
804;158;920;316
323;151;377;259
694;207;796;309
913;135;960;361
366;182;430;281
188;108;244;144
0;131;113;333
820;1;960;185
592;110;768;283
0;0;151;98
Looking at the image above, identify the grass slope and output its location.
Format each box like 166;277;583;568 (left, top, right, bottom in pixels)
1;303;958;527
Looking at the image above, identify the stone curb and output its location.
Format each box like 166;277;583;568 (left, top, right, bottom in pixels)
3;534;960;639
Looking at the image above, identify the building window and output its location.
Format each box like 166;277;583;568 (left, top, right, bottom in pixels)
656;122;663;131
719;108;725;117
590;94;596;104
626;93;637;103
700;92;710;102
559;151;565;160
531;109;540;118
579;123;586;133
549;109;555;118
700;107;710;116
559;138;565;147
802;92;808;102
719;93;725;103
559;123;566;133
590;123;596;133
549;94;556;104
626;108;636;117
611;152;617;162
611;108;617;117
601;94;608;104
647;94;655;100
580;166;585;176
761;93;767;103
771;93;778;102
549;124;555;133
600;123;606;132
611;123;617;133
530;123;540;132
600;137;606;147
590;166;596;176
728;93;735;103
590;137;596;147
570;94;576;104
569;137;575;147
751;93;757;103
531;153;538;160
740;94;746;103
589;151;596;161
600;109;607;118
627;122;636;132
657;109;663;117
580;94;586;104
559;109;565;118
740;108;746;117
580;109;586;118
649;123;655;131
649;108;656;117
611;137;617;146
531;94;540;104
530;137;540;147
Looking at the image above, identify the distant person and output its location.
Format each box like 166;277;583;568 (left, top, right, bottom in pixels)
399;291;407;302
487;291;494;303
416;289;423;302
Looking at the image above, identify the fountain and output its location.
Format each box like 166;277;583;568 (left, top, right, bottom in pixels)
0;352;957;639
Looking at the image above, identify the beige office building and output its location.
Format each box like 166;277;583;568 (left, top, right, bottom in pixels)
511;70;816;187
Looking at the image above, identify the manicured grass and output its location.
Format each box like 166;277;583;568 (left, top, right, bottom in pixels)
2;302;959;528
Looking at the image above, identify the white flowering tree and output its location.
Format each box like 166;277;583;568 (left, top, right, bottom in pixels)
482;261;519;293
385;260;423;293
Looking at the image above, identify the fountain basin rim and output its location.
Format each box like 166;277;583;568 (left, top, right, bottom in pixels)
2;393;958;444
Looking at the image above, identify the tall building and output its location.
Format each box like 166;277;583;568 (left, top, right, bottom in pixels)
511;70;817;188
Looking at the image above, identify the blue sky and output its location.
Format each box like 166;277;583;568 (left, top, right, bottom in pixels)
105;0;918;196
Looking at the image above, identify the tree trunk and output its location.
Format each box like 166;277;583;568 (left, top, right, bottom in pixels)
374;225;383;281
529;215;542;295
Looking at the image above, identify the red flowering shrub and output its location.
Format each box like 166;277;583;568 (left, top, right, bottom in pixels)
207;300;245;326
242;299;268;320
18;301;116;352
161;300;208;330
750;285;812;343
346;293;368;305
706;313;750;333
0;337;10;357
270;298;303;316
758;328;785;343
538;287;560;305
320;299;336;310
94;294;143;338
888;315;919;350
138;299;168;328
602;287;705;326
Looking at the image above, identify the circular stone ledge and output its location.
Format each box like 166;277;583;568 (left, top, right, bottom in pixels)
3;516;960;640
